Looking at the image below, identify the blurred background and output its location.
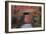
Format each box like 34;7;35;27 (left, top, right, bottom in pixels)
11;5;41;28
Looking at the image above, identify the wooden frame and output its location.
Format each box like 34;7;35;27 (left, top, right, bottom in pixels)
5;1;45;33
